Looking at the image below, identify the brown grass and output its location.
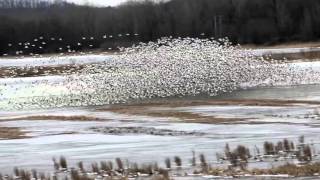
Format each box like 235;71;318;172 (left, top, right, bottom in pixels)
252;163;320;177
8;115;105;121
101;99;320;110
243;41;320;49
98;98;320;124
270;51;320;60
244;41;320;60
0;126;28;139
104;105;247;124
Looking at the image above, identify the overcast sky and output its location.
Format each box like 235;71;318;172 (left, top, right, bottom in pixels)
64;0;129;6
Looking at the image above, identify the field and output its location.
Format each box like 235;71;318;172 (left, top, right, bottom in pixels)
1;43;320;179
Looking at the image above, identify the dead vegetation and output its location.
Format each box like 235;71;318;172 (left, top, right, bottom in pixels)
90;126;205;136
251;163;320;177
0;126;27;139
269;50;320;60
9;115;104;121
97;98;320;124
2;136;320;179
101;99;320;110
102;104;247;124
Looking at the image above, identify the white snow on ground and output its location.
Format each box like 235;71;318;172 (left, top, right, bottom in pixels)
0;76;68;101
292;61;320;68
0;47;319;67
0;54;114;67
251;47;320;56
1;106;320;172
0;52;320;171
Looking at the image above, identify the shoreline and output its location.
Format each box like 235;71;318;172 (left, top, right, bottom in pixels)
3;137;320;179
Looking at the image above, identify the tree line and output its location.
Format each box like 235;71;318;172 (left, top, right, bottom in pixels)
0;0;320;56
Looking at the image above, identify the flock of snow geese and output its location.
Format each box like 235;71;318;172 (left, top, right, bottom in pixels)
3;33;140;57
1;37;320;110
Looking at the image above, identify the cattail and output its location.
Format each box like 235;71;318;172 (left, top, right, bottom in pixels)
174;156;182;167
165;158;171;169
59;156;67;169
